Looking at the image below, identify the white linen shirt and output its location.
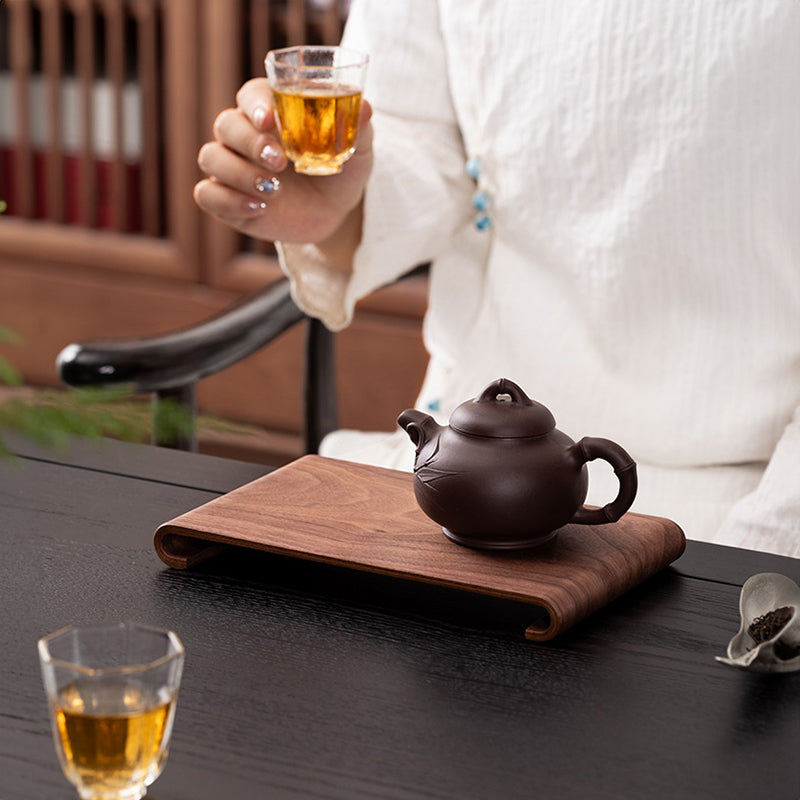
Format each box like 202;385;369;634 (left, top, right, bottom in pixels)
278;0;800;557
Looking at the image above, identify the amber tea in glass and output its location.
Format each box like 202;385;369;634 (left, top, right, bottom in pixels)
266;46;368;176
39;622;184;800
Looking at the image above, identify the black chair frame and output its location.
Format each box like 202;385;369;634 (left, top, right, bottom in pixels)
56;278;337;455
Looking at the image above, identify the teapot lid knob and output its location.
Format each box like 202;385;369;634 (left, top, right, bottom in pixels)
449;378;556;438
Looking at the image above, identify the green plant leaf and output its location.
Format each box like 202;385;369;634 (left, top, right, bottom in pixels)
0;326;21;344
0;385;197;458
0;356;23;387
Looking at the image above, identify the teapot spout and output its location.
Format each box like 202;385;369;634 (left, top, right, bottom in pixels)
397;408;442;452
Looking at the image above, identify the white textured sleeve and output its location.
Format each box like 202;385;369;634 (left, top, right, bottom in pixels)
277;0;473;331
713;405;800;557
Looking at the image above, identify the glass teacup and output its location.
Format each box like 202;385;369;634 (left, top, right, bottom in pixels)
38;622;184;800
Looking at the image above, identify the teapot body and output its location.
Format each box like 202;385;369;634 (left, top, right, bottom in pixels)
411;424;588;549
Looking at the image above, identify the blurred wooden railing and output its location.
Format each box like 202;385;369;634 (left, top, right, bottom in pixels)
0;0;346;238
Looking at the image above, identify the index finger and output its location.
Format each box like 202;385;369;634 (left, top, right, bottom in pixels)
236;77;276;131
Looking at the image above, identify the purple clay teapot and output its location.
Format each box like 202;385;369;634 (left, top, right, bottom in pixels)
397;378;638;550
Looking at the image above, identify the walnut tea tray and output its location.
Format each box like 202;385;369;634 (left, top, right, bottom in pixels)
154;455;686;641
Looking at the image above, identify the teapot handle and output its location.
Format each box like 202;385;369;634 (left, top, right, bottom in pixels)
569;437;638;525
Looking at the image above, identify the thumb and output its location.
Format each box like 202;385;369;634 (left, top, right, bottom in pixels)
355;99;374;154
359;98;373;128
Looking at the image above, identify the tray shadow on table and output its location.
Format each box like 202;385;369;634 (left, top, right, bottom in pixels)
150;541;693;650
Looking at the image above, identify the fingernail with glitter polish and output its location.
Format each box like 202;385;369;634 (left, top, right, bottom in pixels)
255;176;280;195
253;106;268;128
260;144;283;168
246;200;268;212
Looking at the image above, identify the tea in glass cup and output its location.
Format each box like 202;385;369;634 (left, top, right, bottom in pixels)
38;622;184;800
266;45;369;176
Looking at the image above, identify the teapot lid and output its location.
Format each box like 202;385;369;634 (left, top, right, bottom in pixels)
449;378;556;438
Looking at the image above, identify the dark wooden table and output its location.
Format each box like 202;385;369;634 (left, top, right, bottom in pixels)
2;437;799;800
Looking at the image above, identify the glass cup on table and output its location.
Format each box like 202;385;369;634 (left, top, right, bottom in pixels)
38;622;184;800
266;45;369;176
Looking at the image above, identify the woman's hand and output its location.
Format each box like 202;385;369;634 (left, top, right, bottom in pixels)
193;77;373;247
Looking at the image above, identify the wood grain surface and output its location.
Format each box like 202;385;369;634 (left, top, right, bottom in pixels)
155;455;686;640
